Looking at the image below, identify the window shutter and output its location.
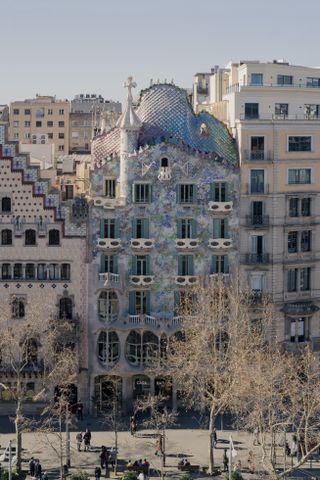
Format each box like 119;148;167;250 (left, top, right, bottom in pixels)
210;183;215;201
146;291;151;315
213;219;220;239
188;255;194;275
113;255;118;275
100;219;105;238
178;255;183;275
115;218;120;238
149;185;153;203
223;255;229;274
146;255;151;275
174;291;180;314
132;219;137;239
193;185;198;204
225;183;230;201
177;219;182;238
176;185;181;203
129;291;136;315
132;183;136;202
100;254;105;273
143;218;150;238
224;219;230;239
131;255;137;275
211;256;217;274
192;219;197;239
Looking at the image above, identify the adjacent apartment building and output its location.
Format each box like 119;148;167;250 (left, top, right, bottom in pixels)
89;79;239;413
193;60;320;350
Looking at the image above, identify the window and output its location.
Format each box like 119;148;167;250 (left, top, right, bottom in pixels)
289;198;299;217
48;133;53;139
64;184;73;199
105;179;116;198
49;229;60;245
25;264;35;280
58;145;65;151
36;109;44;118
1;229;12;245
211;182;229;202
49;264;59;280
250;169;265;193
132;218;149;239
301;231;311;252
24;133;31;139
211;255;229;274
59;121;65;127
13;133;19;140
178;255;194;276
37;264;47;280
101;255;118;274
250;137;264;159
288;169;311;184
306;77;320;87
287;269;297;292
48;109;53;115
177;219;197;239
304;104;320;119
177;184;197;204
142;331;159;366
174;291;197;315
101;219;119;238
275;103;288;117
277;75;293;85
13;121;19;127
47;121;53;127
24;109;31;115
13;109;19;115
129;291;150;315
251;73;263;85
251;201;264;225
24;121;31;127
244;103;259;119
58;133;64;139
12;297;25;318
25;229;36;246
133;183;152;203
161;157;169;167
13;263;23;279
131;255;150;275
61;264;71;280
97;331;120;365
290;317;307;342
300;267;311;290
59;109;64;115
36;121;42;127
59;297;72;319
301;198;311;216
98;291;119;322
213;218;229;239
288;136;312;152
289;197;311;217
287;267;311;292
2;264;11;280
24;338;37;365
125;331;142;366
2;197;11;212
288;232;298;253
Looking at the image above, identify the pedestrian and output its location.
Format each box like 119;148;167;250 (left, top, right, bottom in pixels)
29;457;35;477
247;450;255;473
253;427;260;446
212;427;217;447
100;446;107;468
138;472;144;480
130;416;137;436
223;449;228;472
35;460;42;479
95;466;102;480
42;472;49;480
76;432;83;452
77;401;84;421
83;428;91;451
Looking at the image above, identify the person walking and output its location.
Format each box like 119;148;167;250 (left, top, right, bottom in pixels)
212;427;218;447
29;457;35;477
77;401;84;421
83;428;91;451
223;449;229;472
76;432;83;452
99;446;108;468
130;416;137;436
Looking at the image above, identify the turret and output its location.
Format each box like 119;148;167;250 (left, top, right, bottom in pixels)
116;76;142;204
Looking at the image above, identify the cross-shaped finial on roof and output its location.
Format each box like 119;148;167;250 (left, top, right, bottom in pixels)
124;76;137;100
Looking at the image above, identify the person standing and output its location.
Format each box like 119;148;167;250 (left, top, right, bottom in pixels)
77;401;84;421
84;428;91;451
212;427;218;447
95;466;102;480
223;449;229;472
29;457;35;477
76;432;83;452
130;416;137;436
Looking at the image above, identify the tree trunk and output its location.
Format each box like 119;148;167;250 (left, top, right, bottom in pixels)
162;430;166;467
114;429;118;474
209;407;216;474
15;395;23;474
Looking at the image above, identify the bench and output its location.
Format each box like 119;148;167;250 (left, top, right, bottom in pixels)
178;465;200;472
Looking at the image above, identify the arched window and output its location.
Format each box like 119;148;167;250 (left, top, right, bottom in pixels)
125;331;142;366
161;157;169;168
49;229;60;246
12;297;25;318
1;229;12;245
24;339;38;365
2;197;11;213
2;264;11;280
142;331;159;366
97;331;120;366
98;291;119;323
25;229;36;246
59;297;73;320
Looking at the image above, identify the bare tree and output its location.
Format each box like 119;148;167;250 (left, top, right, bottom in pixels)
0;295;78;474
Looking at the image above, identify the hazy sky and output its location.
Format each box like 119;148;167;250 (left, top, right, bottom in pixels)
1;0;320;106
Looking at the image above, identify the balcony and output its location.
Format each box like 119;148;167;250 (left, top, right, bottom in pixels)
97;238;121;250
158;167;172;181
175;238;200;250
208;201;233;213
130;238;155;251
93;196;118;209
174;275;199;287
171;316;183;327
244;150;273;161
129;275;155;287
246;184;269;195
208;238;232;249
246;215;269;227
128;314;158;327
99;312;118;324
245;253;270;264
98;272;120;288
248;289;270;305
209;273;230;285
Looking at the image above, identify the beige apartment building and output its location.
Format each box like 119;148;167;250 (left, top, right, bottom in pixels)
9;95;70;155
193;60;320;350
